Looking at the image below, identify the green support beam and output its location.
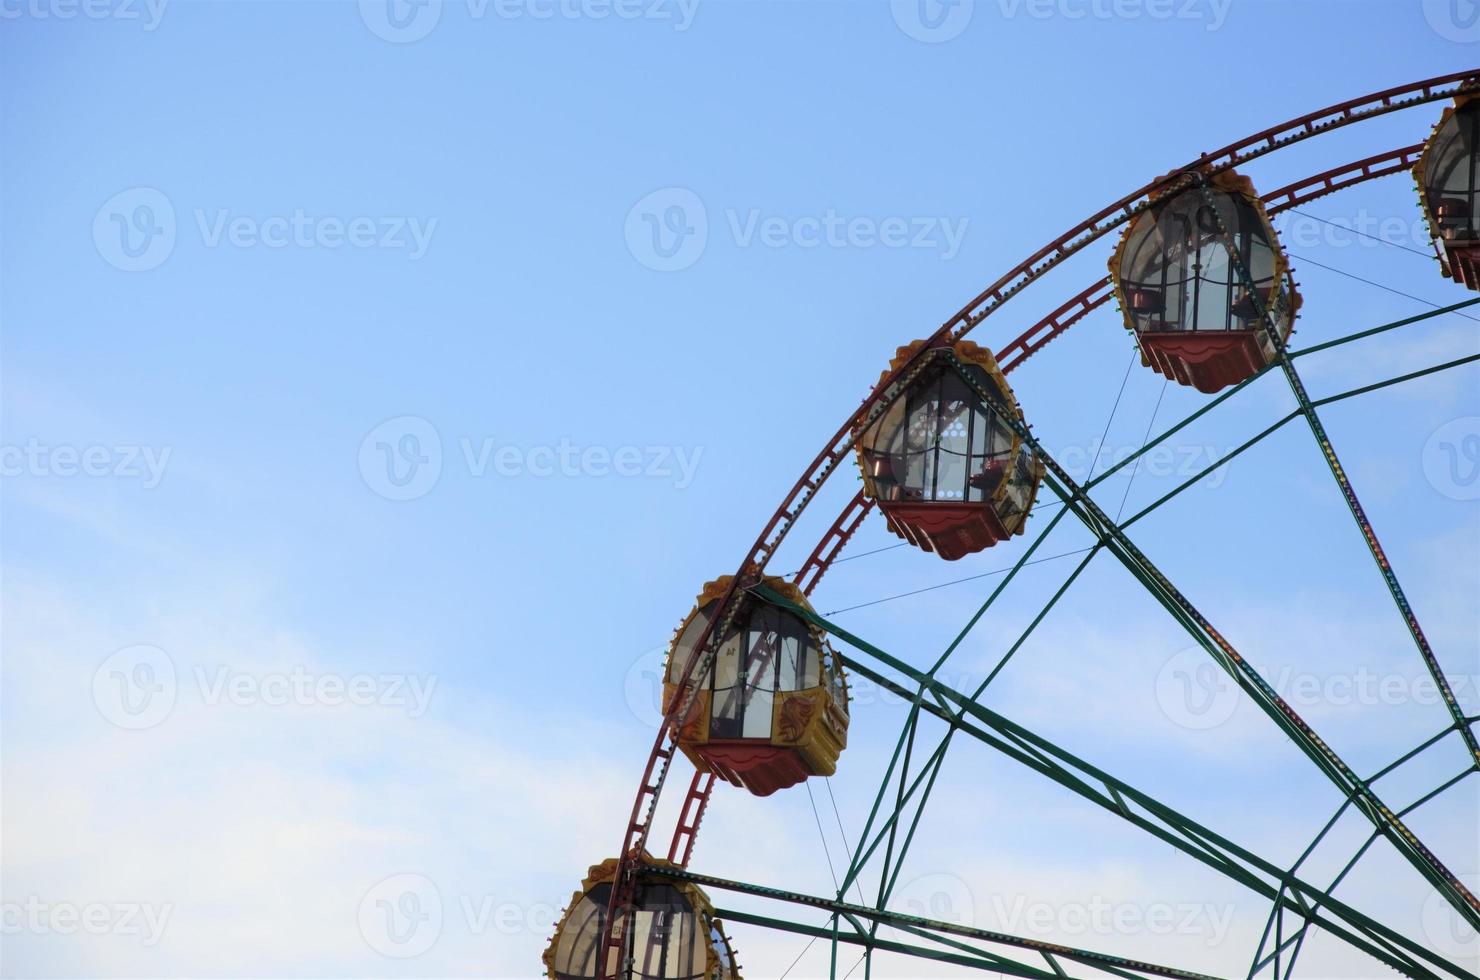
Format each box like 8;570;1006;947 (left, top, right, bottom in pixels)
1195;178;1480;772
641;865;1224;980
752;583;1475;980
731;299;1479;980
924;341;1480;932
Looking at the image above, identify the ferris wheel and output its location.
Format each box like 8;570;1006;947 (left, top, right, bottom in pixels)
543;69;1480;980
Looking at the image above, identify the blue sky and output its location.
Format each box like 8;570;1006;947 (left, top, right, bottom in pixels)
3;2;1479;977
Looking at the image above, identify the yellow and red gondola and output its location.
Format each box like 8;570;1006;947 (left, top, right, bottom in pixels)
854;340;1043;561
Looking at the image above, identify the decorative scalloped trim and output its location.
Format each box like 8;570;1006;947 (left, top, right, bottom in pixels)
1108;168;1300;353
1412;96;1480;261
854;340;1031;514
661;575;849;783
542;853;735;980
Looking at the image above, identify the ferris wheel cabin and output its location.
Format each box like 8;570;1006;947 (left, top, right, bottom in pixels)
663;576;849;797
854;340;1043;561
543;856;740;980
1110;170;1300;393
1418;95;1480;289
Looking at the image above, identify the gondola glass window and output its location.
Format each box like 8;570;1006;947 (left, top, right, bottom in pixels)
544;858;739;980
1110;170;1299;393
855;340;1042;561
1418;96;1480;289
663;577;848;797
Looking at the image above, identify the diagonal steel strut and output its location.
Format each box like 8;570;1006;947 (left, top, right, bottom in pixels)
641;864;1226;980
752;584;1475;980
920;341;1480;932
1190;177;1480;769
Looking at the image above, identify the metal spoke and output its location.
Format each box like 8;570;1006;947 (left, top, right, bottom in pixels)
919;342;1479;930
752;585;1474;980
1194;177;1480;769
645;866;1226;980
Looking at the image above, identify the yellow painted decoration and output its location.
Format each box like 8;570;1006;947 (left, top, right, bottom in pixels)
1108;167;1301;367
542;853;740;980
662;575;849;789
855;339;1042;537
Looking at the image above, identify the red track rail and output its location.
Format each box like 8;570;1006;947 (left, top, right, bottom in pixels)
729;73;1471;606
783;142;1427;603
599;72;1471;978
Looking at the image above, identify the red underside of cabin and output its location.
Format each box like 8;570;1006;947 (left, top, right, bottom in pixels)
877;501;1011;561
1138;330;1268;394
698;742;810;797
1442;241;1480;291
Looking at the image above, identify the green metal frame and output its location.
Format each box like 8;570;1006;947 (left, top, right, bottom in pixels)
641;864;1225;980
726;297;1480;980
1190;179;1480;978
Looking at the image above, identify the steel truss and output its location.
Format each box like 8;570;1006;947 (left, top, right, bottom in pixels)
749;303;1480;980
593;70;1480;980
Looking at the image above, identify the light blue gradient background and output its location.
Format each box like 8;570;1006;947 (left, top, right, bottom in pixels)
2;1;1478;977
